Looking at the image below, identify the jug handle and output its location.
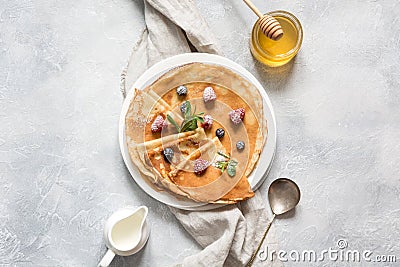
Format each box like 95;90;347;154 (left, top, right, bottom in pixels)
97;249;115;267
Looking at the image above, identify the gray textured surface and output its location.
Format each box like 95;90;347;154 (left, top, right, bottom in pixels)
1;0;400;266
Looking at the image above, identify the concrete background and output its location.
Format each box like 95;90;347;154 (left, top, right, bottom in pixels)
1;0;399;266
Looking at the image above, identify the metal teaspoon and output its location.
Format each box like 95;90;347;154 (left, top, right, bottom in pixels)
246;178;301;266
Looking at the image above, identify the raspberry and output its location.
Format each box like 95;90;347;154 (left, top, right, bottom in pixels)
203;86;216;102
151;115;167;133
229;108;245;124
176;85;188;96
229;111;241;124
201;115;213;130
194;158;209;175
236;108;245;120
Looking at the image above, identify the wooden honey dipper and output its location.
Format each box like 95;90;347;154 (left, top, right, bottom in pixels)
243;0;284;41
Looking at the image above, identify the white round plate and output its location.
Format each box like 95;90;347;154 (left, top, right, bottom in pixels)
119;53;276;210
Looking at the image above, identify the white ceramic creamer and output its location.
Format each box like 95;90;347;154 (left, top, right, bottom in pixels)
98;206;150;267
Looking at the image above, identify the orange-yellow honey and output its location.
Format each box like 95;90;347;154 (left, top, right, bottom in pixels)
250;11;303;67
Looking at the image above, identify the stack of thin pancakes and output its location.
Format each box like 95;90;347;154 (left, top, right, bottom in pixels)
125;63;267;204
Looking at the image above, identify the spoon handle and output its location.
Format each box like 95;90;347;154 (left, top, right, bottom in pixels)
246;214;276;267
242;0;264;18
98;249;115;267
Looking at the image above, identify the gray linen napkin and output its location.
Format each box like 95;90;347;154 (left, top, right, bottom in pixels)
120;1;282;266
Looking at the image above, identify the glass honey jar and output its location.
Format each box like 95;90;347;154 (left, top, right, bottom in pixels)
250;10;303;67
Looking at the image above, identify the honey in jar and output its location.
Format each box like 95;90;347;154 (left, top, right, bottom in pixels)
250;10;303;67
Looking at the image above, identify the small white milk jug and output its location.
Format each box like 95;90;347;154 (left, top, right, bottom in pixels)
98;206;150;267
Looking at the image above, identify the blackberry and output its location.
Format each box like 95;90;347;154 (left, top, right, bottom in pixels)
216;128;225;138
176;85;188;96
236;141;245;150
163;147;174;163
180;102;187;114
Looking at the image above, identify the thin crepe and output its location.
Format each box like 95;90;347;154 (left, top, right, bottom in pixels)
125;63;267;203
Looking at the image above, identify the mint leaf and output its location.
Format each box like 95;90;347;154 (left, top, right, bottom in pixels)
175;100;204;133
196;116;204;123
167;114;180;132
228;160;238;166
180;117;198;132
185;101;191;118
227;165;236;177
217;151;230;159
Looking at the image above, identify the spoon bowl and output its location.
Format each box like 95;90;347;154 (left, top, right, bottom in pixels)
268;178;300;215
